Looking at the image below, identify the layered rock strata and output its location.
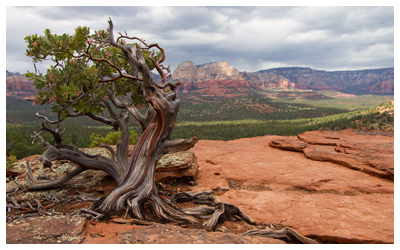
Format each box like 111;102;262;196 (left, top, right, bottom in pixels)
270;129;394;179
172;62;295;94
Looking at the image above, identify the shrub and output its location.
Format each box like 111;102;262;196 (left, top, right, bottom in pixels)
90;130;138;148
6;154;17;169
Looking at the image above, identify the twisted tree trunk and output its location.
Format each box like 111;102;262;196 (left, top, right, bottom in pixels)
26;19;198;223
99;94;198;222
95;21;198;221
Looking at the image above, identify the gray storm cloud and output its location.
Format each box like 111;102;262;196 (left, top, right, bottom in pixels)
6;6;394;74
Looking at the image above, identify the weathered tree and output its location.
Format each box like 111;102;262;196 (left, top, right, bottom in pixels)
25;18;202;222
23;19;317;243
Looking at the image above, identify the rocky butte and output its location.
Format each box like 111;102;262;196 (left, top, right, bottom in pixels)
173;61;242;81
6;71;36;99
171;61;295;96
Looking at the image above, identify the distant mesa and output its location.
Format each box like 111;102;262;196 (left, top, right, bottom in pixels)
171;61;296;95
6;71;35;91
261;67;394;95
6;71;36;99
172;61;242;82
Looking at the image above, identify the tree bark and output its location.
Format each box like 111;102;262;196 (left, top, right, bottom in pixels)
98;96;197;222
26;18;198;221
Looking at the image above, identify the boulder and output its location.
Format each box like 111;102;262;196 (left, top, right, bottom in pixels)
110;146;199;181
8;149;198;183
155;151;199;181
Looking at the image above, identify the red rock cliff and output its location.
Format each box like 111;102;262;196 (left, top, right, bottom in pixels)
172;62;254;95
6;71;36;98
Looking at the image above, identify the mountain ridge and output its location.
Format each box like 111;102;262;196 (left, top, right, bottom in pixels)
260;66;394;94
6;63;394;99
258;66;394;73
171;61;394;95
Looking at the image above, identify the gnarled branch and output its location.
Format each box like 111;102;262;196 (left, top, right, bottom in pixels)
243;225;319;244
162;137;199;154
25;161;86;190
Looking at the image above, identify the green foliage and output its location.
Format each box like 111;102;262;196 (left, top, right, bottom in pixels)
6;124;115;159
7;76;393;160
173;100;394;140
6;97;124;127
24;24;159;117
178;94;349;122
6;99;393;160
13;23;163;160
89;130;138;148
6;126;47;159
6;155;17;169
305;92;394;110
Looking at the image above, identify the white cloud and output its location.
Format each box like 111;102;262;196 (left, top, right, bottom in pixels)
6;6;394;73
347;43;393;64
285;29;330;44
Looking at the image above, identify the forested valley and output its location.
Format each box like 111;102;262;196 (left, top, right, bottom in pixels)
6;92;394;162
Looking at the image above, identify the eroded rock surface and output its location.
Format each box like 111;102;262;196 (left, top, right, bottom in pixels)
118;224;285;244
270;129;394;179
6;130;394;244
172;61;242;82
6;215;86;244
188;134;394;243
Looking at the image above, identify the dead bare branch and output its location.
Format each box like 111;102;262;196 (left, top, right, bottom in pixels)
243;224;319;244
25;160;87;190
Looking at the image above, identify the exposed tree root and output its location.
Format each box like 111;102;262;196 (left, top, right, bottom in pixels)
167;191;318;244
22;162;319;244
243;223;319;244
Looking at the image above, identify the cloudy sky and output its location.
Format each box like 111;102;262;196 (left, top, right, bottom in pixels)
5;3;395;74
